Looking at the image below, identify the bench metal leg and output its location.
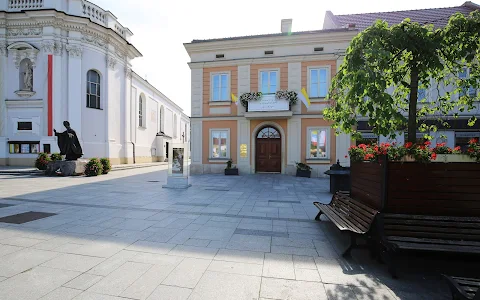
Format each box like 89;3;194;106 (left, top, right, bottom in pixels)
342;233;357;257
314;211;323;221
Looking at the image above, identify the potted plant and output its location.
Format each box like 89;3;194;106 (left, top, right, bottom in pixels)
466;138;480;162
295;162;312;178
50;153;63;161
84;158;103;177
431;143;474;163
35;153;51;170
100;158;111;174
224;159;239;175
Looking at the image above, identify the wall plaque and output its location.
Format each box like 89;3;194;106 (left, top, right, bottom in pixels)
240;144;247;158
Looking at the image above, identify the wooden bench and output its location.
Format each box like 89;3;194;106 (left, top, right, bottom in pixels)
443;275;479;300
377;214;480;277
313;192;379;257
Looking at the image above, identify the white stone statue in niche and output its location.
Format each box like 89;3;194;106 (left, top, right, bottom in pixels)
23;61;33;91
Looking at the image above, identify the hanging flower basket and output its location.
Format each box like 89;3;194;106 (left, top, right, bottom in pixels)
240;92;263;108
275;90;298;106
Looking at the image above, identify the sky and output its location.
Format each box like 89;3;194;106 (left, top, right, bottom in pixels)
92;0;464;116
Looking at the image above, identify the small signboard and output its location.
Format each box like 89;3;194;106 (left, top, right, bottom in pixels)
248;94;289;112
240;144;247;158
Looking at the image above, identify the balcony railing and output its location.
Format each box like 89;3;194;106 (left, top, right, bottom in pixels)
8;0;43;10
82;0;107;26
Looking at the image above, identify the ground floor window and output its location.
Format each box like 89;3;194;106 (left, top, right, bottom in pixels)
356;133;378;146
308;128;328;159
210;129;229;159
9;142;40;154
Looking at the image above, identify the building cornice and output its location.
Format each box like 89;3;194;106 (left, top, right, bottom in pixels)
187;53;343;69
184;30;357;54
0;9;142;60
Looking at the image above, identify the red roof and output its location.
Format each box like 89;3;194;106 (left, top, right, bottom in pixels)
324;1;480;30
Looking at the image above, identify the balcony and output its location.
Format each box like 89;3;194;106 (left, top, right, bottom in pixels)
244;94;293;119
4;0;132;42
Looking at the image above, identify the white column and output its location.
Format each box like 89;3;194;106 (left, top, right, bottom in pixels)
53;41;63;135
336;133;351;167
191;68;203;117
0;41;7;137
105;53;118;160
66;43;83;140
237;65;250;115
287;118;301;172
288;62;302;114
237;119;250;174
124;67;132;161
0;42;7;163
190;119;203;174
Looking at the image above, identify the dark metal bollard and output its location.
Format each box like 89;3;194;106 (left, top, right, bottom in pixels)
324;160;351;194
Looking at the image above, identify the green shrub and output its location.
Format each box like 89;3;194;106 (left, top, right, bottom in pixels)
84;158;103;177
50;153;63;161
100;158;111;174
35;153;51;170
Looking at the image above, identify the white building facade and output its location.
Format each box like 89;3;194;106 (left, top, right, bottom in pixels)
0;0;189;166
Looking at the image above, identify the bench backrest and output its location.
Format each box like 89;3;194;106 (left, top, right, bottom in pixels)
383;214;480;242
331;192;379;233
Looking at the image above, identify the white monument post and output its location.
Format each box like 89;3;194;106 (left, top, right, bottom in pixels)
162;143;191;189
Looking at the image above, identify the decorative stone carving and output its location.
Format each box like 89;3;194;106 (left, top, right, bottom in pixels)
7;27;42;37
81;34;107;50
107;55;117;70
41;41;55;54
7;42;39;68
0;41;6;56
66;44;83;57
24;61;33;91
54;41;63;56
125;67;132;79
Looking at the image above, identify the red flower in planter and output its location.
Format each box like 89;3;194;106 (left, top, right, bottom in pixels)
469;138;479;144
358;144;367;150
454;146;461;152
405;142;413;149
424;141;431;146
431;153;437;160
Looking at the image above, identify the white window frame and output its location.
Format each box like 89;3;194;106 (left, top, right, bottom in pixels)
458;68;478;99
86;69;101;109
307;66;330;100
306;127;330;160
210;72;231;102
209;128;230;160
258;68;280;94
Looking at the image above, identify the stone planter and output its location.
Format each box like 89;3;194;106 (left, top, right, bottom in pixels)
45;159;87;176
296;169;311;178
433;154;476;163
224;168;239;175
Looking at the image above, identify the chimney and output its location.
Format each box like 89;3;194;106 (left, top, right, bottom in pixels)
281;19;292;34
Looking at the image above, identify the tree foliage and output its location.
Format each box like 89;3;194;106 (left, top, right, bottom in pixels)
324;11;480;143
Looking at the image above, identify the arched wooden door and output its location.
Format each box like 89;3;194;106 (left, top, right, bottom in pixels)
256;127;281;173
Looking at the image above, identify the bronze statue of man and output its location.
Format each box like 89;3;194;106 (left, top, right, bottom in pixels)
54;121;83;160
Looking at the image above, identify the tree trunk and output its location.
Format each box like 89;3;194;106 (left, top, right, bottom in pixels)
407;66;419;144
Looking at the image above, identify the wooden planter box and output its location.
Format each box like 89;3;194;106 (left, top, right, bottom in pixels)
296;169;311;178
350;157;480;217
224;168;239;175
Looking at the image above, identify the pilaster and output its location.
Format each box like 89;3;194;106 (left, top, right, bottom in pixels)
237;65;250;116
236;119;250;174
66;43;83;140
191;68;203;117
0;41;7;137
287;118;301;170
288;62;302;114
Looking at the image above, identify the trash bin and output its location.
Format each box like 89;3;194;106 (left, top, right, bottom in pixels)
324;160;351;194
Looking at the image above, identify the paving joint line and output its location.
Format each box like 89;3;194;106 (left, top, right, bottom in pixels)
2;197;317;223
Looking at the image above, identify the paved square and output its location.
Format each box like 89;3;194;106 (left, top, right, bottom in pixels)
0;166;476;299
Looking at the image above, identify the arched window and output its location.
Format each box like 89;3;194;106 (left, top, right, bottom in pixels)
257;127;280;139
87;70;101;109
173;114;178;138
139;94;146;127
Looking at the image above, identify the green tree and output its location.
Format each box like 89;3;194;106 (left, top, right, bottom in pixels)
325;12;480;144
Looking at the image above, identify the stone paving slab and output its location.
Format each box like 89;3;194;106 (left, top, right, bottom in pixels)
0;169;475;300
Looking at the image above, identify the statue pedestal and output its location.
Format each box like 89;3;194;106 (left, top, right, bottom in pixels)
162;176;191;189
45;159;88;176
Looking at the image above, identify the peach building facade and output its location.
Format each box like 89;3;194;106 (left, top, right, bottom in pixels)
184;20;357;177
